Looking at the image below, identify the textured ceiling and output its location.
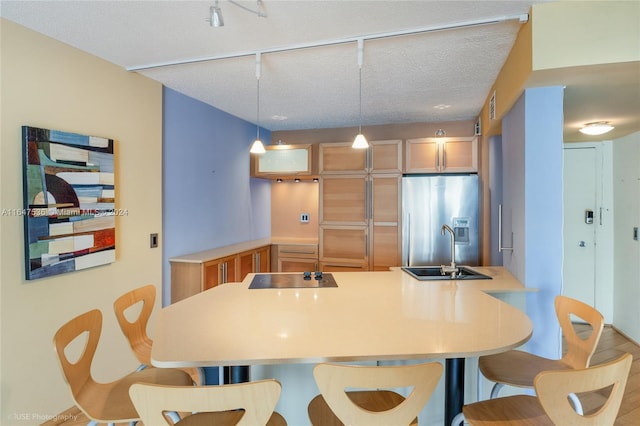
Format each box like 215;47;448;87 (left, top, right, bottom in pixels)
2;0;638;140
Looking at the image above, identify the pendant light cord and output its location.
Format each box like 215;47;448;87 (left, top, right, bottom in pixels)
256;52;261;140
357;38;364;135
358;65;363;134
256;77;260;140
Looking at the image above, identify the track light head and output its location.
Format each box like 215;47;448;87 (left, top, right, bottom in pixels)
210;2;224;27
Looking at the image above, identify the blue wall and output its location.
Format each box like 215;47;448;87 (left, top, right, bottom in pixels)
162;87;271;306
502;86;564;359
524;87;564;359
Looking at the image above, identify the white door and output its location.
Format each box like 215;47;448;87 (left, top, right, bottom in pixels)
563;147;597;306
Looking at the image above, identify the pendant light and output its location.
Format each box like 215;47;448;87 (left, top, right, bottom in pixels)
250;52;266;154
352;39;368;149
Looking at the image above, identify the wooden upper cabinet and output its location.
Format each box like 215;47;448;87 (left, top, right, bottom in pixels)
319;142;367;174
370;140;402;173
319;140;402;174
405;137;477;173
251;144;316;178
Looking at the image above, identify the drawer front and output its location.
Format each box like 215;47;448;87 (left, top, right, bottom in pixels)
277;244;319;258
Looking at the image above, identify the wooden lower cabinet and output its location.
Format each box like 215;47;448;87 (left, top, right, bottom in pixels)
272;244;319;272
170;244;270;303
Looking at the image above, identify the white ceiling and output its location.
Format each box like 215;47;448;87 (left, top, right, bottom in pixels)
2;0;638;141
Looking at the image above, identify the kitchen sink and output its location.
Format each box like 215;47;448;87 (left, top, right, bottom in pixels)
402;266;492;281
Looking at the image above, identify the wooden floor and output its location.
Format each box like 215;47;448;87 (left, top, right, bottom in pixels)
571;324;640;425
46;325;639;425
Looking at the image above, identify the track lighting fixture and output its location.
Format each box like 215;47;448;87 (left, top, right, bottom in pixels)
250;53;266;154
352;39;368;149
435;129;446;137
210;0;267;27
209;1;224;27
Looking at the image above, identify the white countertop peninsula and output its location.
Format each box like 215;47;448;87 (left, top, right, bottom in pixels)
154;266;532;366
153;266;532;426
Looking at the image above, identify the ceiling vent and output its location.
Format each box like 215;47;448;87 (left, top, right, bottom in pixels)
475;118;482;136
489;91;496;121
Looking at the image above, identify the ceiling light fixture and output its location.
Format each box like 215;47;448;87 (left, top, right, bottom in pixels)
352;39;368;149
209;0;266;27
209;1;224;27
579;121;614;136
133;14;528;71
229;0;267;18
250;53;266;154
435;129;446;137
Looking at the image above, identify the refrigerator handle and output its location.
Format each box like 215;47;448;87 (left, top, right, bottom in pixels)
405;213;411;266
498;204;514;252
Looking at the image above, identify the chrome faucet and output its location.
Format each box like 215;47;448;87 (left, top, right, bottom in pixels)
441;224;458;277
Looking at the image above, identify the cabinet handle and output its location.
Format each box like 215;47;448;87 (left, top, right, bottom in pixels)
255;253;261;272
280;250;316;255
367;178;373;220
221;262;227;283
436;143;440;170
498;204;514;252
441;142;447;169
405;213;411;266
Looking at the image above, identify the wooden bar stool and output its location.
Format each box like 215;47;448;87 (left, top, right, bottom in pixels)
463;353;632;425
114;284;205;384
53;309;193;424
308;362;443;426
129;379;287;425
478;295;604;408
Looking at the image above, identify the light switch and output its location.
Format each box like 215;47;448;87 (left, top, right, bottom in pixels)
150;233;158;248
300;213;310;223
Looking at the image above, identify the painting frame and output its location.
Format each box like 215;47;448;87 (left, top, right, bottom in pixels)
22;126;116;280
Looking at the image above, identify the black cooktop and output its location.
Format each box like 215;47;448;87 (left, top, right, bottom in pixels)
249;272;338;289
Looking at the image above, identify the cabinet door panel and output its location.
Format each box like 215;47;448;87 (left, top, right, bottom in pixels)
319;143;367;173
238;250;254;281
370;140;402;173
406;139;439;172
203;259;222;290
320;226;368;263
442;139;477;171
255;245;270;273
321;176;367;224
371;225;400;271
371;175;400;223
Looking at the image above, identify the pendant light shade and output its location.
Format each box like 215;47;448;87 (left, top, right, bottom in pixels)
352;134;368;149
250;139;265;154
250;53;266;154
352;39;368;149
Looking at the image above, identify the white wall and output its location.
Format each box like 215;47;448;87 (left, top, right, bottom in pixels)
1;19;164;422
612;131;640;343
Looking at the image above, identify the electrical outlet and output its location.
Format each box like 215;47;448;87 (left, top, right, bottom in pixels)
300;213;310;223
150;233;158;248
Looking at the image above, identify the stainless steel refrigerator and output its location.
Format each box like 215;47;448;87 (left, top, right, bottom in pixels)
402;174;480;266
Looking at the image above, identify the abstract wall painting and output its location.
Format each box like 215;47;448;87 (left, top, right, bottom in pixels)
22;126;116;280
